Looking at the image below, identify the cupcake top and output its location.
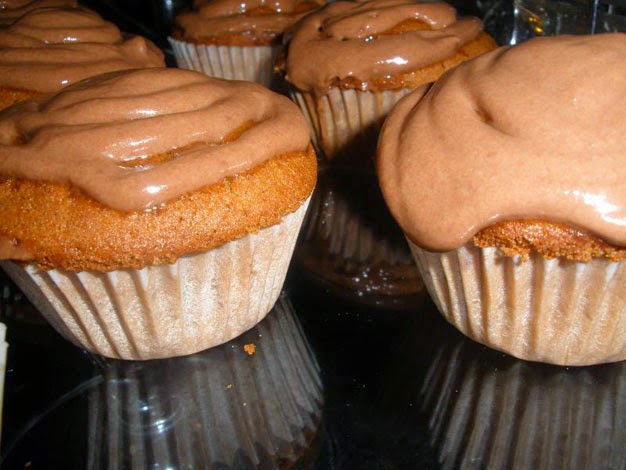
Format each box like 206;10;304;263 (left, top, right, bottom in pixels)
173;0;324;46
377;34;626;255
0;0;78;26
0;67;316;270
0;7;165;93
285;0;493;94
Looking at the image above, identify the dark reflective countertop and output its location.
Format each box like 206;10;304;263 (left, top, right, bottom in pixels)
2;1;626;468
3;267;626;469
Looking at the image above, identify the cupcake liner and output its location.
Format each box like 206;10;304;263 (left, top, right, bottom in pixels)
409;241;626;365
87;295;323;469
290;86;413;161
1;197;310;360
421;340;626;469
295;168;423;308
169;36;280;87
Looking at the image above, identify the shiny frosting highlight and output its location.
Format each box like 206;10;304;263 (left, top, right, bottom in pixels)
0;68;312;211
176;0;323;39
0;7;164;92
377;34;626;252
285;0;483;93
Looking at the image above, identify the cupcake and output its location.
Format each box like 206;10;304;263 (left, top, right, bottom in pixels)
87;295;323;468
0;67;316;360
0;6;165;110
0;0;78;26
377;34;626;365
169;0;323;87
284;0;497;162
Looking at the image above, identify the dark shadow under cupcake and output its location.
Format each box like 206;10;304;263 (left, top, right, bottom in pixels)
294;166;424;310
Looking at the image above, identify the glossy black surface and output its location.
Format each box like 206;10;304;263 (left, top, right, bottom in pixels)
4;267;626;469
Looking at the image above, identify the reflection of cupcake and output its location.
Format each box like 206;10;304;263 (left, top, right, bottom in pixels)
421;339;626;469
87;295;323;468
0;67;316;359
295;167;423;309
0;0;78;26
377;34;626;365
0;7;165;110
284;0;496;162
170;0;323;87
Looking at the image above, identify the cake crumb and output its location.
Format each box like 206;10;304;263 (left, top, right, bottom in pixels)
244;343;256;356
226;383;233;389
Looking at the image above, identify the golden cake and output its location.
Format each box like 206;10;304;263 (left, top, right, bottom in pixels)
169;0;323;86
377;34;626;366
0;67;316;360
284;0;497;161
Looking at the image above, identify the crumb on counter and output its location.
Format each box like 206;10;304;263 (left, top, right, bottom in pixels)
226;383;233;389
244;343;256;356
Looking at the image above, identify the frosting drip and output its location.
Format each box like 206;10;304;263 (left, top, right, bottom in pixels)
176;0;323;40
377;34;626;251
0;7;165;92
285;0;483;93
0;0;77;25
0;67;311;212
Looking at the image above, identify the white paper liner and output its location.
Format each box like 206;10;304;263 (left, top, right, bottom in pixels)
290;86;413;160
168;36;280;87
87;295;323;468
1;197;310;360
409;241;626;365
421;341;626;469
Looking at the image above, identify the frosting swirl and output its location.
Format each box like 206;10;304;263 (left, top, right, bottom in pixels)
285;0;483;93
175;0;323;44
377;34;626;252
0;7;165;92
0;67;311;212
0;0;77;25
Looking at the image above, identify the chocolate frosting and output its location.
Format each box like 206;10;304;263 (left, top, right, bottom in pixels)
0;68;312;212
285;0;483;94
0;0;77;25
0;7;165;92
175;0;323;40
377;34;626;252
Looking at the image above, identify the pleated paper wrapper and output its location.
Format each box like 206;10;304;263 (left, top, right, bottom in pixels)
409;241;626;365
421;340;626;469
169;37;280;87
0;197;310;360
86;295;323;469
290;86;414;161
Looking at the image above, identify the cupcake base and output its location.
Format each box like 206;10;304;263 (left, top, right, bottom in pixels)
1;198;310;360
169;37;280;88
290;86;417;162
410;241;626;365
